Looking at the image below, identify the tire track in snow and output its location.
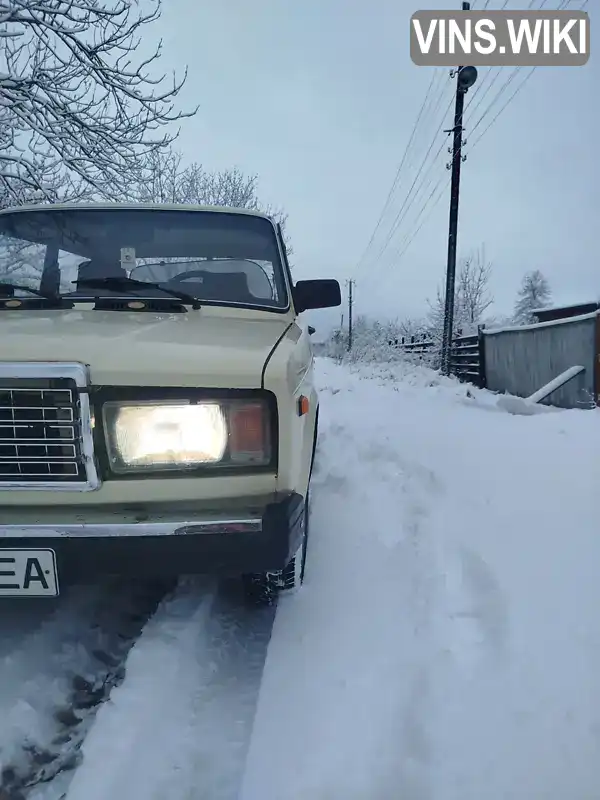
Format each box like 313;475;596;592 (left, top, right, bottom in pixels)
356;439;443;800
436;543;509;677
57;577;276;800
0;578;174;800
241;411;446;800
0;584;108;793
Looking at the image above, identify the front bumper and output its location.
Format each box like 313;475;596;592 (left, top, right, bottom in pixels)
0;493;305;584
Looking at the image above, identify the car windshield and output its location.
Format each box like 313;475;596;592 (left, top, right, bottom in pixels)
0;207;289;309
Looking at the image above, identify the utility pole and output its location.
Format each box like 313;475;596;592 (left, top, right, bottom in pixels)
347;279;354;352
440;0;477;376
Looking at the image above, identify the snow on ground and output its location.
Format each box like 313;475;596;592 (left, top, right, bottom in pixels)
17;356;598;800
60;579;275;800
241;358;600;800
0;585;108;773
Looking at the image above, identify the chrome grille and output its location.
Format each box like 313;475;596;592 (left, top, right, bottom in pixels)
0;382;85;481
0;363;99;491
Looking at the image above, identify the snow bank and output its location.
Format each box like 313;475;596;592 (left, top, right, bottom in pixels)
242;358;600;800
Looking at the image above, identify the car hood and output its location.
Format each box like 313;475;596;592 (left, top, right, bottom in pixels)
0;308;293;387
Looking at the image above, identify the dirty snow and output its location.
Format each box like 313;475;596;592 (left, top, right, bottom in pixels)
0;586;109;772
2;357;598;800
60;579;274;800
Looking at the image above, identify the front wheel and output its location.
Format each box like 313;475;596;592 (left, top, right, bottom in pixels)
242;491;310;607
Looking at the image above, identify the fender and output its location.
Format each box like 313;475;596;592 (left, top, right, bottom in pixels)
310;404;319;476
261;322;294;388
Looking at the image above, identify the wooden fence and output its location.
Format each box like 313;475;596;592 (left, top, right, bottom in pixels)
389;313;600;407
390;330;485;388
481;312;598;408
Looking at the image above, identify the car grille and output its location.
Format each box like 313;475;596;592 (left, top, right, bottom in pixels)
0;378;88;484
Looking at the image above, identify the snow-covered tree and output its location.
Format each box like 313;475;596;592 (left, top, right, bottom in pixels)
325;326;347;361
426;245;494;342
388;316;428;343
483;313;516;330
131;149;293;257
513;269;552;324
457;245;493;325
322;315;423;365
0;0;195;204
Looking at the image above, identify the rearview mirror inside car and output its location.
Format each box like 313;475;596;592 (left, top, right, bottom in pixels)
293;279;341;313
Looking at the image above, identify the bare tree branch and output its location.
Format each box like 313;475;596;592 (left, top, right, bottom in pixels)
458;244;493;324
0;0;196;205
131;150;294;259
426;243;494;342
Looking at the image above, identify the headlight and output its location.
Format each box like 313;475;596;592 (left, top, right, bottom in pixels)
102;399;271;474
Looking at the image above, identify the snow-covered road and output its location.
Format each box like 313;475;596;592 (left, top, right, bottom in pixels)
0;357;598;800
243;360;600;800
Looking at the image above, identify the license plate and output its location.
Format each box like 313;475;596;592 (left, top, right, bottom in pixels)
0;550;59;597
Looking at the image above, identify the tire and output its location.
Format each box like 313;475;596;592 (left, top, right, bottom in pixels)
281;486;310;591
242;490;310;608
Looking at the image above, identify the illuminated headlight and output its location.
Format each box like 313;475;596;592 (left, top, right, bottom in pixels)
102;399;271;473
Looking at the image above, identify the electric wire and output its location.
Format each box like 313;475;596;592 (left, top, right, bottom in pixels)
352;68;442;278
356;89;455;278
353;68;451;278
376;0;581;271
355;0;585;296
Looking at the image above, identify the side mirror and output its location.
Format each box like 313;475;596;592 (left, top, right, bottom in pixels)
293;279;341;313
308;325;316;335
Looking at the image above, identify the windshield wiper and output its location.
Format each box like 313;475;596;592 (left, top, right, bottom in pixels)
0;281;62;304
74;277;202;310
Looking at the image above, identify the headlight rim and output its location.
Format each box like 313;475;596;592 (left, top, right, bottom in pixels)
95;389;277;478
101;399;229;474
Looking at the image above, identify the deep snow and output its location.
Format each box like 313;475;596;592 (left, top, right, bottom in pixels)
2;357;598;799
241;359;600;800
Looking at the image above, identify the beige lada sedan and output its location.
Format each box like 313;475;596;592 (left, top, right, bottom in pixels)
0;202;341;606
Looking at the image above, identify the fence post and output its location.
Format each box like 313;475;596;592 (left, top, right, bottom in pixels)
478;324;487;389
594;313;600;406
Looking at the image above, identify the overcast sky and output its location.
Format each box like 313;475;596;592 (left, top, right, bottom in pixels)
157;0;596;332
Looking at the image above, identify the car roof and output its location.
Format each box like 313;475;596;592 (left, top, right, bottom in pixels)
0;202;274;220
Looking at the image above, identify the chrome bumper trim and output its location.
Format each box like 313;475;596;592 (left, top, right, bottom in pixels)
0;518;263;539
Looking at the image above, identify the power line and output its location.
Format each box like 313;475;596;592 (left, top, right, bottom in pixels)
466;66;503;119
370;75;529;273
358;89;455;274
354;68;451;279
469;0;583;141
370;0;516;268
469;67;520;135
364;140;462;294
469;67;535;149
393;176;450;265
352;68;441;278
366;134;449;267
465;0;571;142
357;0;586;299
417;68;452;155
379;82;531;269
465;0;555;127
